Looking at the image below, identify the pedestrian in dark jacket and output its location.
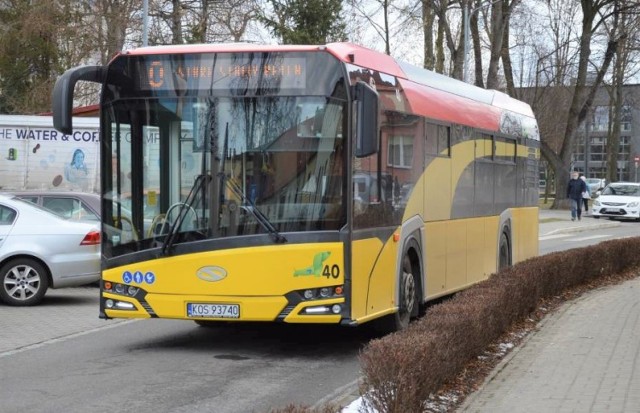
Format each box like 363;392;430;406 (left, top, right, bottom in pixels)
567;171;587;221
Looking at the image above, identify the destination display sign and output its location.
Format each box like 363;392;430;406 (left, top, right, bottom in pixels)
136;53;307;92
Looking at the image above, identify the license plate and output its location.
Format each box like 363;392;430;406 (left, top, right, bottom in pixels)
604;208;620;213
187;303;240;319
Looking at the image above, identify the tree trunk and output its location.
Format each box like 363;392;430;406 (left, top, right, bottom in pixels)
422;0;435;70
501;19;516;97
485;1;504;89
471;1;483;87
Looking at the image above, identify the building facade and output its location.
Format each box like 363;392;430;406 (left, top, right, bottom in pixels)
571;84;640;182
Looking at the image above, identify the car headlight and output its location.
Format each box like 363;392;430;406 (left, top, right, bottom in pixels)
593;200;601;206
628;202;639;208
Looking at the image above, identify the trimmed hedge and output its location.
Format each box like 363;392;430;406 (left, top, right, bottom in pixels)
358;237;640;412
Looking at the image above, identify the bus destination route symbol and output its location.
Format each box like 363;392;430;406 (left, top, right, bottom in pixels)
148;61;165;88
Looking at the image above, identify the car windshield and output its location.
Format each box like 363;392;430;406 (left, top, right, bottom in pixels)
601;185;640;196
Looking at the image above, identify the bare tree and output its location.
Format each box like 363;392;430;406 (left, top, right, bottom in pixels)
347;0;395;55
484;0;520;89
535;0;625;208
605;0;640;183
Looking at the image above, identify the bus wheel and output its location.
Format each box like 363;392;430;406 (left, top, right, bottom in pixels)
398;255;417;327
498;232;511;271
374;254;417;334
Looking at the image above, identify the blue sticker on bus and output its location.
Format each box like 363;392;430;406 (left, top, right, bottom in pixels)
123;271;133;284
145;272;156;284
133;271;144;284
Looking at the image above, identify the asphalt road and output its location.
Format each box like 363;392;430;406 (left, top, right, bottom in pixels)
0;309;374;413
539;216;639;255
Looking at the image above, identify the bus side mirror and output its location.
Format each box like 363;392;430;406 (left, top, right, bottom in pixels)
52;65;104;135
354;81;379;158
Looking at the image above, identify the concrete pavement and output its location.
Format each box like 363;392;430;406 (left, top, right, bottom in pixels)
460;276;640;412
0;287;132;357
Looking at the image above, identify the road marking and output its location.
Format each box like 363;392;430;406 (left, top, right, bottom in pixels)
539;234;572;241
568;235;611;242
0;319;139;359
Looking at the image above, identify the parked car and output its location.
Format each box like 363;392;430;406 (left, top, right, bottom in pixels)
0;195;100;306
591;182;640;221
5;190;100;222
5;190;142;242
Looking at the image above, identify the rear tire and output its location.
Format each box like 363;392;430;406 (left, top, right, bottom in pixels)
0;258;49;306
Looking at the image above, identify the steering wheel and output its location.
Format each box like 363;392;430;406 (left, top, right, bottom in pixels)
148;213;167;238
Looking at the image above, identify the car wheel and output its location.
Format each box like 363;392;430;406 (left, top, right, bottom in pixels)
0;258;49;306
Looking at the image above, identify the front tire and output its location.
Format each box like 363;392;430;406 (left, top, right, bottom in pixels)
0;258;49;306
498;231;511;271
374;254;418;334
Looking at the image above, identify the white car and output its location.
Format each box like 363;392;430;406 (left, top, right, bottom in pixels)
591;182;640;221
0;195;100;306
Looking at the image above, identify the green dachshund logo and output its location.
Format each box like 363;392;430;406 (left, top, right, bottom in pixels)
293;251;331;277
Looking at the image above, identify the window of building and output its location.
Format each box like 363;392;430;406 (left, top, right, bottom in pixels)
387;136;414;168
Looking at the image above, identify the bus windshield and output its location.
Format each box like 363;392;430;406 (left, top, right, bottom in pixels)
104;95;346;257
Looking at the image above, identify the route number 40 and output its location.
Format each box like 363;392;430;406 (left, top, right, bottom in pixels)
322;264;340;279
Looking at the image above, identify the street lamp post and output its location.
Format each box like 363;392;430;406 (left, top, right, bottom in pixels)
463;0;502;83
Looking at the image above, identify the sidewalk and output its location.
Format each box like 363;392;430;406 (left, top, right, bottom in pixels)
460;276;640;412
538;207;620;237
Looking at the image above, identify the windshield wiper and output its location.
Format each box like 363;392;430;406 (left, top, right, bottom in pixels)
161;174;212;255
221;173;287;244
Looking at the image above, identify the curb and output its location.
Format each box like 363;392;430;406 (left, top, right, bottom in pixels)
312;378;361;409
540;220;620;237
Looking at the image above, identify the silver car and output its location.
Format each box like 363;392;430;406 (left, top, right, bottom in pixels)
0;195;100;306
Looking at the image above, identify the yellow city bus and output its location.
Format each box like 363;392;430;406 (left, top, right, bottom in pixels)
52;43;539;332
